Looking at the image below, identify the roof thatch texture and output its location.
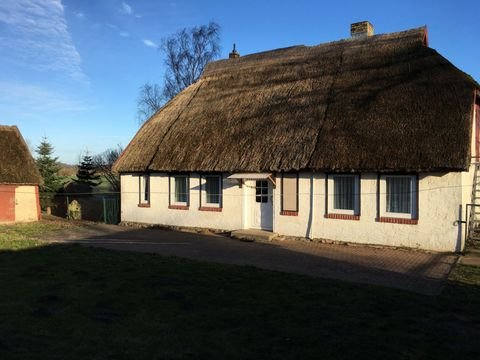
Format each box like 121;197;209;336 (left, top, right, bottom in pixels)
115;27;478;173
0;126;42;185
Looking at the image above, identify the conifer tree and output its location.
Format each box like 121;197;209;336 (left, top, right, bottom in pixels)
75;153;101;188
35;137;63;209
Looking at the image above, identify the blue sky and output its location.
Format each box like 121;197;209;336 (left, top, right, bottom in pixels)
0;0;479;164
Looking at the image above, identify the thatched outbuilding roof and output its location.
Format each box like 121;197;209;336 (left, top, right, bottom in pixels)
115;27;479;173
0;125;42;185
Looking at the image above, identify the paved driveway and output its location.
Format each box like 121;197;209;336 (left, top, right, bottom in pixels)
42;224;457;295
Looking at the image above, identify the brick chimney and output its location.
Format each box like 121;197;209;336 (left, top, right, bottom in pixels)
350;21;374;39
229;43;240;59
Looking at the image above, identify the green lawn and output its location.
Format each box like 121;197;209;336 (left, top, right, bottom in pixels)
0;222;479;359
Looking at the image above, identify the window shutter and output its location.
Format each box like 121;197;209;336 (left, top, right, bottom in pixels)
282;174;298;212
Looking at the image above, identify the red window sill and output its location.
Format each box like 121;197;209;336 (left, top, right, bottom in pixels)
198;206;222;212
137;203;150;208
325;213;360;221
377;217;418;225
199;206;222;212
280;210;298;216
169;205;189;210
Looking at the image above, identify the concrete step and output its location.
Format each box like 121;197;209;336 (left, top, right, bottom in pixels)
461;248;480;266
231;229;277;242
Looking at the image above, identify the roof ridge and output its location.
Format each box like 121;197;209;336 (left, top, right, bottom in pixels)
205;26;427;73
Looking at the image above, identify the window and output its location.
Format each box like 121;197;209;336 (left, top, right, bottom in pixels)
138;175;150;205
256;180;269;203
204;175;221;205
326;174;360;218
379;174;417;222
281;173;298;215
386;176;411;213
333;175;355;210
174;175;189;204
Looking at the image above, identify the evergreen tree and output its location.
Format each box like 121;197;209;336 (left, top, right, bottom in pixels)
35;137;64;210
75;154;101;188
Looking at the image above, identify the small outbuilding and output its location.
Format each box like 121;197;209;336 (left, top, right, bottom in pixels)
0;125;42;222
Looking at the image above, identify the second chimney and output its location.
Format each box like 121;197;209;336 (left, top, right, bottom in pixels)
350;21;374;39
229;43;240;59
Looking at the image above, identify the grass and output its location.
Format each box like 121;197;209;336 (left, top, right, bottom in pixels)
0;222;479;359
0;221;74;250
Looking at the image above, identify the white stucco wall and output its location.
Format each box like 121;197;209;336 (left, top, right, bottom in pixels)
272;172;464;252
14;185;39;222
121;173;244;230
121;169;470;252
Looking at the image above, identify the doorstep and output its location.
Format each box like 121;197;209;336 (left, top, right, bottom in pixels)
231;229;278;242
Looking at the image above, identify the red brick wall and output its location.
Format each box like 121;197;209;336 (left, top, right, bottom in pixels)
0;185;16;222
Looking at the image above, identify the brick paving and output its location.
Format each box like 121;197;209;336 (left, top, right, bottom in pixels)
41;224;458;296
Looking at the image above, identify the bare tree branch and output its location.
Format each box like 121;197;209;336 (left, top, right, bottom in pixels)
136;83;164;125
93;146;123;192
136;22;221;125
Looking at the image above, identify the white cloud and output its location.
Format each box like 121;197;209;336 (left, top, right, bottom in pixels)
0;0;87;84
119;31;129;37
0;82;89;119
76;12;84;19
119;2;132;15
143;39;157;48
119;2;142;18
106;23;117;29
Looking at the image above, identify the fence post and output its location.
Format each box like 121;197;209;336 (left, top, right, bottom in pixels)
103;196;107;224
66;195;69;219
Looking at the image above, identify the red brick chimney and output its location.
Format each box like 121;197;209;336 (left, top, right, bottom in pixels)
350;21;374;39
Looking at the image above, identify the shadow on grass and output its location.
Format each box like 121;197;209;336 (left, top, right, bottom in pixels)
0;241;479;359
45;225;458;296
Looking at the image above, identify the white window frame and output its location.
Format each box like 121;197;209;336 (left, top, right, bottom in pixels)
327;174;360;216
379;175;417;219
138;174;150;205
170;175;189;206
201;175;222;208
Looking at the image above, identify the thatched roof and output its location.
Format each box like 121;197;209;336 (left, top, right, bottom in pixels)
115;27;479;173
0;126;42;185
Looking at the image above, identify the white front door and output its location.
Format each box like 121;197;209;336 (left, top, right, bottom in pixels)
251;180;273;230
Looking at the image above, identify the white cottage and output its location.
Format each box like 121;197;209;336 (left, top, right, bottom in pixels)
114;22;480;252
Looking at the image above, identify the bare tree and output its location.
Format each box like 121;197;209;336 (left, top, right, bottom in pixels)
93;146;123;192
162;21;220;100
136;22;221;124
136;83;164;125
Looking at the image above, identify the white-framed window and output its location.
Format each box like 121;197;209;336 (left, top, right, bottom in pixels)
170;175;189;206
138;174;150;205
379;175;417;219
201;175;222;207
327;174;360;215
